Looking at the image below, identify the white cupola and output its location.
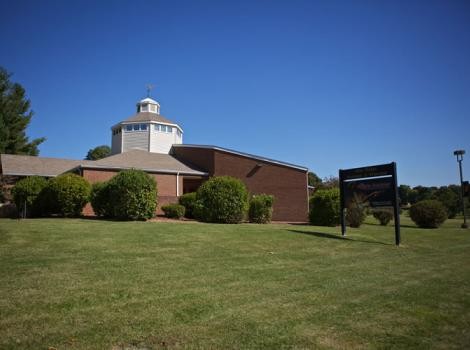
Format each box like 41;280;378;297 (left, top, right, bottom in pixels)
137;97;160;114
111;95;183;155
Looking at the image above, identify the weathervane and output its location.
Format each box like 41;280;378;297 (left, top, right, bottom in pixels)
146;84;154;97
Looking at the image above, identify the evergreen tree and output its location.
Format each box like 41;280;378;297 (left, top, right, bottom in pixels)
0;67;45;155
85;145;111;160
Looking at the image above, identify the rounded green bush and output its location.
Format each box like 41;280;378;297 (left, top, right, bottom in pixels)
196;176;248;223
178;192;197;218
410;200;447;228
249;194;274;224
11;176;48;217
46;173;91;217
346;205;366;228
372;209;394;226
309;188;340;226
161;203;186;219
107;169;157;220
90;182;112;217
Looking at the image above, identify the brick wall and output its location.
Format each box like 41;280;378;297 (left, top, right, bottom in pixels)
213;150;308;222
173;147;309;222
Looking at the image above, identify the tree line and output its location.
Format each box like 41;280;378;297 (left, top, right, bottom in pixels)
309;172;466;219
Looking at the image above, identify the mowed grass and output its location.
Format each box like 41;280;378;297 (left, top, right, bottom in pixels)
0;217;469;349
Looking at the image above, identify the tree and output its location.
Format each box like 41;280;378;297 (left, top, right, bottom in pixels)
398;185;412;205
308;172;322;188
0;67;45;155
432;186;460;218
85;145;111;160
413;186;436;202
320;176;339;189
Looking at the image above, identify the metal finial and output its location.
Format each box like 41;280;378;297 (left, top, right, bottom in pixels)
146;84;154;97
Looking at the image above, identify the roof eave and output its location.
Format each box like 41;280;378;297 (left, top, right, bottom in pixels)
75;164;207;176
172;144;308;172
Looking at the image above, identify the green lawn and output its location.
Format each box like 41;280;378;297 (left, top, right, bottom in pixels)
0;217;469;349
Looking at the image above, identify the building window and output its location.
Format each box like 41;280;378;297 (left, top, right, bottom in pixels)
150;105;156;112
141;104;148;112
177;129;182;137
153;124;173;133
126;125;132;132
140;124;147;131
133;124;139;131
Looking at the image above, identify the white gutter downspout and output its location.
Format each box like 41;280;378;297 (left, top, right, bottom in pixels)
176;172;180;197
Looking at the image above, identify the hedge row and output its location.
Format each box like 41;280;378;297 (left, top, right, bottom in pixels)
13;173;276;224
12;173;91;218
176;177;275;224
308;188;448;229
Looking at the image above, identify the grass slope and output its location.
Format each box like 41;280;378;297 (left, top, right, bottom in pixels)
0;217;469;349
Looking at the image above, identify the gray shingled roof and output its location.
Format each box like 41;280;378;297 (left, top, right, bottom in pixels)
122;112;176;125
0;154;93;177
1;151;207;177
79;150;207;175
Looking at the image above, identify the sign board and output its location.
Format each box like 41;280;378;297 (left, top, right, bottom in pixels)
339;162;400;246
343;177;395;208
340;163;394;181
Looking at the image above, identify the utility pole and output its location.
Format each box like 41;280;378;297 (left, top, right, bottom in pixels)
453;150;467;229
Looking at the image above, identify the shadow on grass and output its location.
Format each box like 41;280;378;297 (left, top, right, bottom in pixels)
287;229;392;246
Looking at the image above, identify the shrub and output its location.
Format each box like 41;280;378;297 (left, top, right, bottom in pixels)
346;205;366;228
410;200;447;228
372;209;394;226
161;203;186;219
309;188;340;226
90;182;112;217
248;194;274;224
178;192;197;218
107;169;157;220
45;173;91;217
192;199;205;221
11;176;48;217
196;176;248;223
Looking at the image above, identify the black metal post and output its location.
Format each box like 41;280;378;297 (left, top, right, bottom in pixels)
457;158;468;228
392;162;401;246
339;170;346;236
454;150;468;229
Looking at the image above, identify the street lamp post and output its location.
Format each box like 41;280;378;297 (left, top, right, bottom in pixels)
453;150;468;229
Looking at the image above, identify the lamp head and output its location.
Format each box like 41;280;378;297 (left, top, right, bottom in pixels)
454;150;465;156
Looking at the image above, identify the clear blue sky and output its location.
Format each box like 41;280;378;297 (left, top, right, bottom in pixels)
1;0;469;186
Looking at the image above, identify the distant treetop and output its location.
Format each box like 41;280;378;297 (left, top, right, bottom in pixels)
86;145;111;160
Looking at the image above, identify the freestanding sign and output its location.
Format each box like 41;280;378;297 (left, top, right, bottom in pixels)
339;162;401;246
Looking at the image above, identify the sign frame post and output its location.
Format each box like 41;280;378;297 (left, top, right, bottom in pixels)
339;162;401;246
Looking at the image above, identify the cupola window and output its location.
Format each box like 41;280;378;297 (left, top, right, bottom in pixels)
124;123;148;132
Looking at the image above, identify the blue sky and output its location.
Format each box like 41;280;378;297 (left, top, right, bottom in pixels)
1;0;469;186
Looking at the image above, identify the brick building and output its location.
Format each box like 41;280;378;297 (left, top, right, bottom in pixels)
1;96;309;221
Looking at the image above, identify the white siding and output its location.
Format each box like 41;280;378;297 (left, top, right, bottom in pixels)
122;130;149;152
111;132;122;155
149;124;183;154
149;130;174;154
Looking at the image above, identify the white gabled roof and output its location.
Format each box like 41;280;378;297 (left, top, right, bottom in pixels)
139;97;159;105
